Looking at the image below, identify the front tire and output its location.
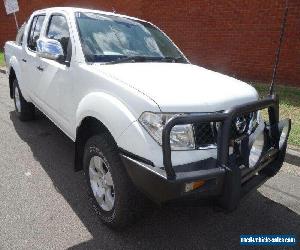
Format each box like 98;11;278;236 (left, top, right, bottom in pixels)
13;79;35;121
83;133;145;229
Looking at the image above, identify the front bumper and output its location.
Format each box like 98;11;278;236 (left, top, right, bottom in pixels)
120;95;291;209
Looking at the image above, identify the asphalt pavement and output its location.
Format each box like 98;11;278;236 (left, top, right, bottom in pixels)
0;73;299;249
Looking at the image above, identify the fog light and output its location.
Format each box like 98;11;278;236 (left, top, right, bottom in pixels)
249;132;265;168
185;180;206;192
279;125;289;149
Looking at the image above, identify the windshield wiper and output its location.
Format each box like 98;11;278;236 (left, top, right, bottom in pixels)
156;56;187;63
105;55;187;64
105;56;159;64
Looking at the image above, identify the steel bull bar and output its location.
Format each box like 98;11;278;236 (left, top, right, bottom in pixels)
162;94;284;209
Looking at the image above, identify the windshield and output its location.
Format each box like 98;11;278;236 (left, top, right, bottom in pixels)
75;12;187;63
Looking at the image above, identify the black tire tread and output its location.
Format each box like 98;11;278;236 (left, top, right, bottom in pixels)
13;79;35;121
83;133;147;229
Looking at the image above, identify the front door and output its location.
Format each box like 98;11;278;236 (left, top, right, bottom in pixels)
34;14;74;135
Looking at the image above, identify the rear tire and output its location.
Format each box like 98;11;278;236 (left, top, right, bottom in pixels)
13;79;35;121
83;133;146;229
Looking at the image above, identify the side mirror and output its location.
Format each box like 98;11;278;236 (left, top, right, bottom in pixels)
37;38;65;62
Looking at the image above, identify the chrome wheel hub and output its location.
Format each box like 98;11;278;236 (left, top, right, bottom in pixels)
89;155;115;212
14;86;21;113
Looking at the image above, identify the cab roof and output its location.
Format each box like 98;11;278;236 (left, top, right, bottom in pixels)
32;7;147;23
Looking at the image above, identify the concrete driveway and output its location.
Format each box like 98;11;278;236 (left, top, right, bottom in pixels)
0;73;299;249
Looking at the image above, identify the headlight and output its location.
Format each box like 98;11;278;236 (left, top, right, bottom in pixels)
139;112;195;150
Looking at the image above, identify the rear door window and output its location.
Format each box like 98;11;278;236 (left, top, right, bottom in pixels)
16;22;26;46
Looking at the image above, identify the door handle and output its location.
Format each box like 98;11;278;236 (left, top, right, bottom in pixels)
22;59;27;63
37;66;44;71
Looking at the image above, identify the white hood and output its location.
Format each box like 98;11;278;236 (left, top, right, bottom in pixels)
98;63;258;112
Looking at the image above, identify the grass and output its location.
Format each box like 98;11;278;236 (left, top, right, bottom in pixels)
0;52;5;67
253;83;300;147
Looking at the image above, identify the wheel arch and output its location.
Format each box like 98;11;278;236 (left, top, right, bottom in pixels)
74;116;117;171
9;67;17;99
8;56;23;99
73;90;159;171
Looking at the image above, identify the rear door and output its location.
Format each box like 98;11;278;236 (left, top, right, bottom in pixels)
22;14;46;98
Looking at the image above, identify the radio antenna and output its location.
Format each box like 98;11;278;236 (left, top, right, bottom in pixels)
269;0;289;95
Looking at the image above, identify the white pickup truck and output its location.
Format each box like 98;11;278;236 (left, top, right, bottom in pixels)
4;7;291;228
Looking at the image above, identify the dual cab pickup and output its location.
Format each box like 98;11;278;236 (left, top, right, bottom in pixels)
4;7;291;228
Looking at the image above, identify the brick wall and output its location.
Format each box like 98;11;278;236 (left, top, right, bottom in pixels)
141;0;300;86
0;0;299;86
0;0;143;46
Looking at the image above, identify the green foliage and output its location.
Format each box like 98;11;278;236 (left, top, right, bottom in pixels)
0;52;4;67
253;83;300;146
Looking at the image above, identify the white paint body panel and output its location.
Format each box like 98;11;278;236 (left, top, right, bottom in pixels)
97;63;259;112
4;7;259;167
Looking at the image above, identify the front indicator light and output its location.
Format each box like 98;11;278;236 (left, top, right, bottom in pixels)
185;180;206;192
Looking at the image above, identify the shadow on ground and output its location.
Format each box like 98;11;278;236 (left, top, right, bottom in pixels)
285;152;300;166
10;111;300;250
